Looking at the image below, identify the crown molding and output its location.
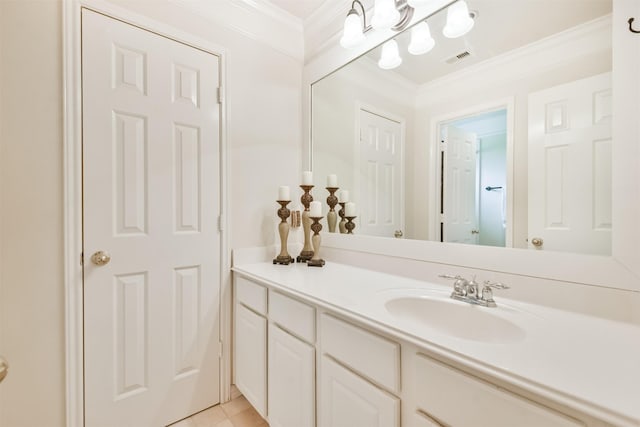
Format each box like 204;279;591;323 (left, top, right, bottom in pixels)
415;14;612;108
168;0;304;62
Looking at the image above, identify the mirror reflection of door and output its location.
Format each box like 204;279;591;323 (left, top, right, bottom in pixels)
358;108;404;238
527;72;612;255
440;109;507;247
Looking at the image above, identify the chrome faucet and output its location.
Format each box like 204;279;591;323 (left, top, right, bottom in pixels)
438;274;509;307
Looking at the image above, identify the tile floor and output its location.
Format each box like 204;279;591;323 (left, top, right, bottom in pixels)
169;386;268;427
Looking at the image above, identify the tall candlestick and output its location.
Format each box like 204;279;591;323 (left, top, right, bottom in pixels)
338;202;347;234
302;171;313;185
308;216;325;267
273;201;293;265
297;185;314;263
326;187;339;233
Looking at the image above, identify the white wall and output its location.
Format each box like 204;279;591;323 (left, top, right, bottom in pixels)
0;0;302;425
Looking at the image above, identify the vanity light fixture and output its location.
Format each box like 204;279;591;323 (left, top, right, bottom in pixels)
408;21;435;55
442;0;475;38
378;39;403;69
340;0;367;48
340;0;415;49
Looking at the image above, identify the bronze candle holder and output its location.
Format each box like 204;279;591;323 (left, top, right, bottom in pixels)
273;200;294;265
326;187;339;233
338;202;347;234
308;216;325;267
297;185;315;263
345;216;357;235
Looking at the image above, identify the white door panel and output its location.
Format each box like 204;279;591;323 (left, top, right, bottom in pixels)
443;125;479;244
82;9;221;426
528;72;612;254
359;109;404;238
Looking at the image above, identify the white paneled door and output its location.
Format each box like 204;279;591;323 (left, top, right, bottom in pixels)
528;72;612;255
82;9;221;426
358;109;403;238
442;125;479;245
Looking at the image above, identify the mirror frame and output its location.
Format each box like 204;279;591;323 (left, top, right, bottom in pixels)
303;0;640;291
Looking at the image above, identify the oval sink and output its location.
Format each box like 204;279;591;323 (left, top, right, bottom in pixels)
385;295;526;343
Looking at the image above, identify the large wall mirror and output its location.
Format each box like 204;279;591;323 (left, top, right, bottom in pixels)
312;0;613;257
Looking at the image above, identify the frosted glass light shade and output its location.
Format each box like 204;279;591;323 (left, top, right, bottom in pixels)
443;0;475;38
340;10;366;48
407;0;430;7
408;22;435;55
378;39;402;70
371;0;400;30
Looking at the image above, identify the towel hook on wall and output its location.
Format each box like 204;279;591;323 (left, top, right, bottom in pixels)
629;17;640;34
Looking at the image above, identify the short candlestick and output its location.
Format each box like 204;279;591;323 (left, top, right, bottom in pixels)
338;202;347;234
308;216;325;267
326;187;339;233
297;185;315;263
345;216;357;235
273;200;294;265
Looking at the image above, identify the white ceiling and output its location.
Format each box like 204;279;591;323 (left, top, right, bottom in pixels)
265;0;329;20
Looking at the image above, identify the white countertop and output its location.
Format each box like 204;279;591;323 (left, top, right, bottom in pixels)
232;261;640;427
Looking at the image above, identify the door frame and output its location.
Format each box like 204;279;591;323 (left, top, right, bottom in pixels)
63;1;230;426
429;97;515;246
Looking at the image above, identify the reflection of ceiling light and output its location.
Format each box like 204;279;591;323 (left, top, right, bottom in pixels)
443;0;475;38
408;22;435;55
378;39;402;69
371;0;401;30
407;0;430;7
340;2;366;49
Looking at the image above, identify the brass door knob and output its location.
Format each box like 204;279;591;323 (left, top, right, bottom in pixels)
91;251;111;266
531;237;544;248
394;230;403;238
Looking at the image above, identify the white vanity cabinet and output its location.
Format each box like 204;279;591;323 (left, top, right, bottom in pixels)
233;276;316;427
234;277;268;417
268;291;316;427
405;351;586;427
318;314;401;427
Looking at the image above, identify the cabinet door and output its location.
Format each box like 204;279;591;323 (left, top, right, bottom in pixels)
268;324;315;427
319;356;399;427
234;303;267;417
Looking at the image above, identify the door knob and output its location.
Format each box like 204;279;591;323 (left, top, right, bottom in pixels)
0;356;8;383
394;230;403;238
531;237;544;248
91;251;111;266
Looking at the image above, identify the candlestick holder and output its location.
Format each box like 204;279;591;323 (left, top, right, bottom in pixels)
297;185;315;263
308;216;325;267
345;216;357;234
326;187;339;233
338;202;347;234
273;200;294;265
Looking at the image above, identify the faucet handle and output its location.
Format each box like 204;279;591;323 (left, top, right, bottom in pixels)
483;280;510;290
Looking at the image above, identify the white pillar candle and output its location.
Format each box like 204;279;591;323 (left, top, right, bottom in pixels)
278;186;290;201
302;170;313;185
309;201;322;217
327;174;338;187
345;202;356;217
339;189;350;203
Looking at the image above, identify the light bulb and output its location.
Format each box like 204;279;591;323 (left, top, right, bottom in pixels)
443;0;475;38
408;22;435;55
371;0;400;30
340;9;366;49
378;40;402;70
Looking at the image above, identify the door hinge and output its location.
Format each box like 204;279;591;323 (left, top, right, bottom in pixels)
217;87;224;104
218;214;225;232
440;213;445;222
440;140;447;151
80;252;84;266
218;341;223;358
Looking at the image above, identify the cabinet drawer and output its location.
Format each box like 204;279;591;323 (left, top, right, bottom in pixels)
235;276;267;315
414;353;584;427
320;314;400;394
319;355;399;427
270;291;315;343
